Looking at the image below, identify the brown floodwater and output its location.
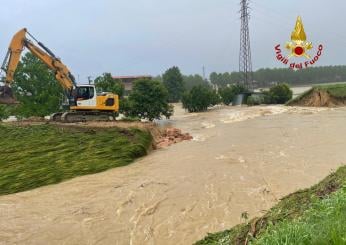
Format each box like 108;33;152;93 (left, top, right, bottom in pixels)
1;105;346;245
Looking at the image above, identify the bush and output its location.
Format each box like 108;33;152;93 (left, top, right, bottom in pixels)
0;105;10;120
219;84;249;105
246;96;256;106
269;83;293;104
119;97;131;114
182;85;220;112
262;90;272;104
246;93;268;106
125;79;173;121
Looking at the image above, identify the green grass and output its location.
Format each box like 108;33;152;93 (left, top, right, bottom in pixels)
315;84;346;98
0;124;152;195
252;185;346;245
196;166;346;245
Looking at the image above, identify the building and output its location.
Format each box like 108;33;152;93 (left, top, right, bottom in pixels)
112;75;152;96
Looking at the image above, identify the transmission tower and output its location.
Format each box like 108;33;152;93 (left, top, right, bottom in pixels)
239;0;253;90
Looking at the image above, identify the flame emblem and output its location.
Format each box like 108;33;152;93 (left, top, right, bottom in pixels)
286;16;313;59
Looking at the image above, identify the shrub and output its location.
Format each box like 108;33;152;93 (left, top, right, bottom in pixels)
219;84;249;105
0;105;10;120
262;90;272;104
182;85;220;112
246;93;268;106
269;83;293;104
246;96;255;106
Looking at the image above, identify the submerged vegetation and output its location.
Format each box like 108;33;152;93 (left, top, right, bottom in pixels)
196;166;346;245
0;124;152;195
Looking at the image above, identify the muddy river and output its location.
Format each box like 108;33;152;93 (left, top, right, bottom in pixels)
1;105;346;245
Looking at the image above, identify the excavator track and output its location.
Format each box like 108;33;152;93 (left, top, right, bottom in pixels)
51;111;117;123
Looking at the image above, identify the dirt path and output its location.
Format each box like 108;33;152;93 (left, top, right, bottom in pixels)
1;105;346;245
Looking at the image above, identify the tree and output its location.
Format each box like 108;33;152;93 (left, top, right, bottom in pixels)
162;66;184;102
126;79;173;121
183;74;209;91
12;53;64;117
94;73;124;97
269;83;293;104
210;72;236;88
208;65;346;88
219;84;248;105
182;85;220;112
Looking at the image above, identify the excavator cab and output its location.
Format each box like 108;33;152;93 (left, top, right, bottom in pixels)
74;85;97;107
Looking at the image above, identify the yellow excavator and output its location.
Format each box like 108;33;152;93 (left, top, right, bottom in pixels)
0;28;119;122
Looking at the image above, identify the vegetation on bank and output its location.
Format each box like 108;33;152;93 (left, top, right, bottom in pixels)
122;79;173;121
196;166;346;245
182;85;220;112
162;66;185;103
180;83;293;113
0;124;152;195
253;186;346;244
219;84;249;105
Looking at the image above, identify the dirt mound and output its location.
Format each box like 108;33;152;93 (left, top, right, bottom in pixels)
288;89;346;107
156;128;193;148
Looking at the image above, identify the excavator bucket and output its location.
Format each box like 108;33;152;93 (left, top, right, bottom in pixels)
0;85;18;104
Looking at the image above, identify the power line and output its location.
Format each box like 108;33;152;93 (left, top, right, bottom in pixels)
239;0;254;90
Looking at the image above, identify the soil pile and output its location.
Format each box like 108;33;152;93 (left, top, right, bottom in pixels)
156;128;193;148
288;88;346;107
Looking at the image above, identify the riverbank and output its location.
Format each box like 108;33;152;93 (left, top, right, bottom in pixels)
196;165;346;244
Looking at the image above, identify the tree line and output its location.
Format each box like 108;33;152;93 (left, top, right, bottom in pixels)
209;66;346;88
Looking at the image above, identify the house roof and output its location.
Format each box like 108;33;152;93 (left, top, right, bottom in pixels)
112;75;152;79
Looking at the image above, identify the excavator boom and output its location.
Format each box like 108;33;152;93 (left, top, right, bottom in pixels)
0;28;76;104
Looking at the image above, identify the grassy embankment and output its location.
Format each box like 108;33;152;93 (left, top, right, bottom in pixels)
0;124;152;195
196;166;346;245
288;83;346;105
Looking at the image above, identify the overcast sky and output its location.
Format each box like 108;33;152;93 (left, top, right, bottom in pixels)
1;0;345;82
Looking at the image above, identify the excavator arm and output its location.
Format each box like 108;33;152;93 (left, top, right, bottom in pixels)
0;28;76;104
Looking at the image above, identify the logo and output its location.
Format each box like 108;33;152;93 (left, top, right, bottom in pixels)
275;16;323;70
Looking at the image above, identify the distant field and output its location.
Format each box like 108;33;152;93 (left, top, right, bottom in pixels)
0;124;152;195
